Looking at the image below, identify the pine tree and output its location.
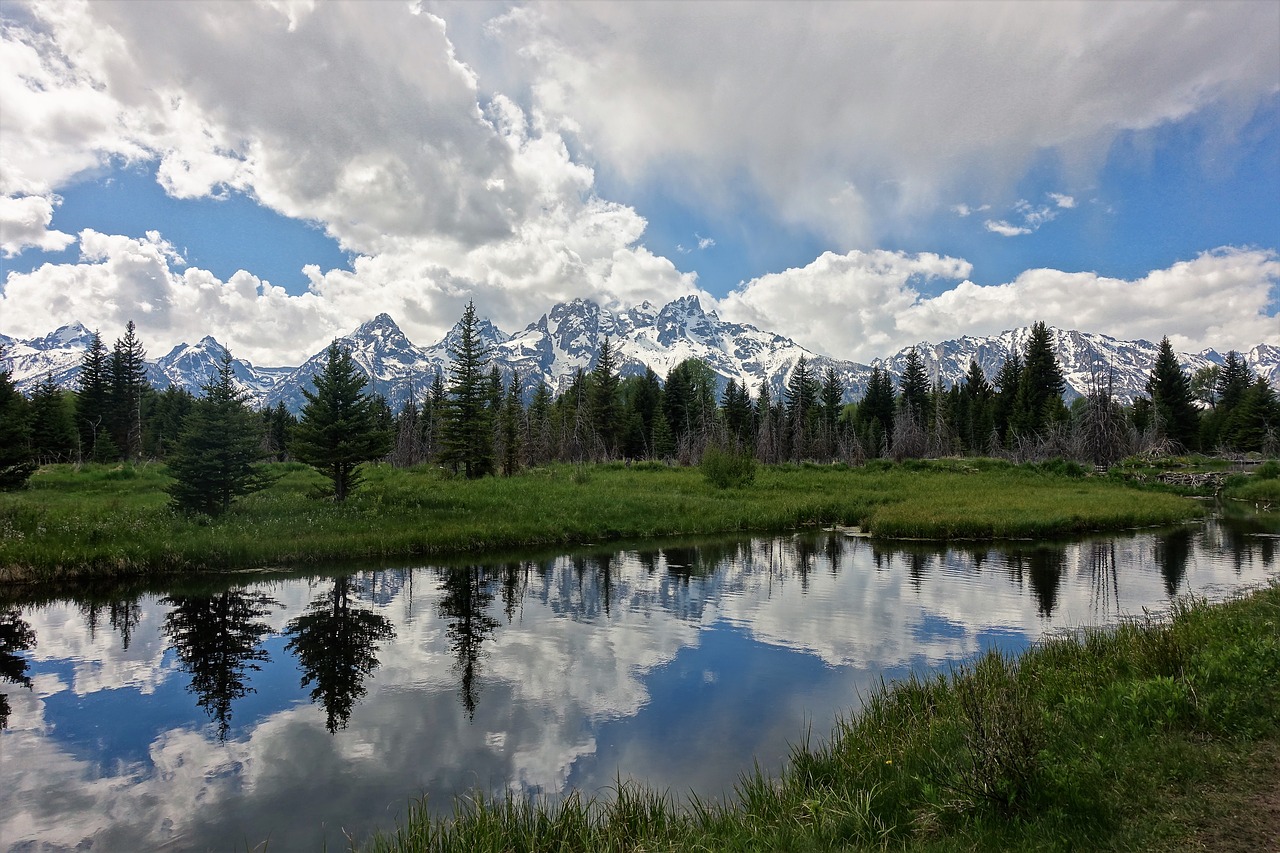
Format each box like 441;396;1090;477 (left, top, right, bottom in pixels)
1224;378;1279;452
291;343;392;501
992;350;1023;444
167;352;272;515
107;320;150;459
1215;352;1252;413
75;330;110;460
442;302;494;478
897;348;930;421
499;372;523;476
143;385;194;459
1146;337;1200;450
722;379;754;445
0;355;35;489
785;355;820;459
856;367;894;457
1012;321;1066;437
526;382;554;464
820;367;844;442
589;337;621;456
390;385;423;469
960;359;994;453
29;374;76;464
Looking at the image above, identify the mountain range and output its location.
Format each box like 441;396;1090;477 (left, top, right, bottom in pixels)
3;295;1277;413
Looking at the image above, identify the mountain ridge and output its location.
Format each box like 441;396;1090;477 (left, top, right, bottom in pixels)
3;297;1277;413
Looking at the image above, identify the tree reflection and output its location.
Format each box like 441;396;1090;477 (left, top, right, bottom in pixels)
1015;547;1067;617
162;589;279;741
79;595;143;650
438;566;498;720
286;576;395;734
1154;528;1193;597
0;609;36;730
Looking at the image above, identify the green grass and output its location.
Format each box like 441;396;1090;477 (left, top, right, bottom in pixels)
363;585;1280;852
0;458;1200;582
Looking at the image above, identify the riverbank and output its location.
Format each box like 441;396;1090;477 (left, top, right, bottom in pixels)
365;585;1280;852
0;459;1200;583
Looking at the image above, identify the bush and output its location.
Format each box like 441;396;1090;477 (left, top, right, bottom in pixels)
1254;460;1280;480
701;445;757;489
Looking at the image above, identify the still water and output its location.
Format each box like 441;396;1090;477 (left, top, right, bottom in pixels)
1;516;1277;851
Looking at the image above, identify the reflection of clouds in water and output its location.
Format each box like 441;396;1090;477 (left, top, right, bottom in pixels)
0;524;1275;851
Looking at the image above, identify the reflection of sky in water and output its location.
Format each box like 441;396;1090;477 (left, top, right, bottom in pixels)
0;518;1276;852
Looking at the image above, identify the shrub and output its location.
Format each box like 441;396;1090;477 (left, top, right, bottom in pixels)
1253;460;1280;480
701;445;757;489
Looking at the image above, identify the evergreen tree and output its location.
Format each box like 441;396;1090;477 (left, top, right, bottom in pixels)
442;302;494;478
29;374;76;463
0;356;35;489
499;371;523;476
722;379;754;444
75;330;110;460
992;350;1023;444
143;385;194;459
265;401;295;462
785;355;820;459
960;359;994;453
1224;378;1279;452
167;352;272;516
820;367;844;441
589;337;621;456
390;386;423;469
1012;321;1066;438
1215;352;1252;413
897;348;930;421
1146;337;1200;450
107;320;150;459
291;343;392;501
856;367;895;457
526;382;554;464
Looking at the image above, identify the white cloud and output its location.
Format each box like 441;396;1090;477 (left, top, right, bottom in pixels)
718;247;1280;361
0;194;74;256
696;234;715;250
487;1;1280;245
1049;192;1077;209
984;219;1032;238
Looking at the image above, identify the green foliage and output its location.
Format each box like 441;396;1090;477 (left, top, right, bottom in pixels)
441;301;495;479
0;459;1199;581
291;343;392;501
1146;336;1201;450
1012;321;1067;437
700;444;757;489
167;352;273;516
0;357;35;490
28;375;77;463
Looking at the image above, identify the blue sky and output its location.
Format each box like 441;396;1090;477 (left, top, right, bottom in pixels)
0;1;1276;365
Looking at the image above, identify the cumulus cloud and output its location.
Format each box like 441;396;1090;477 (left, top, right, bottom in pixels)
0;194;74;256
984;220;1032;237
488;1;1280;245
718;247;1279;361
1049;193;1077;209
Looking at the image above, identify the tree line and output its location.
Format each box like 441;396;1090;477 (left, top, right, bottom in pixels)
1;309;1276;508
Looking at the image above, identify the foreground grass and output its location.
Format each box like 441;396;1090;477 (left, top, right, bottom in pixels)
0;458;1199;582
366;586;1280;852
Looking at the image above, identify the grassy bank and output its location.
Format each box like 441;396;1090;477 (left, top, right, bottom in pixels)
0;458;1200;582
366;585;1280;852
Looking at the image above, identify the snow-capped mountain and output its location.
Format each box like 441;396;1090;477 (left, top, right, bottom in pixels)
4;297;1277;411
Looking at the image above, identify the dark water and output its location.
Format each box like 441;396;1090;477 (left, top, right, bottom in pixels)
1;516;1276;852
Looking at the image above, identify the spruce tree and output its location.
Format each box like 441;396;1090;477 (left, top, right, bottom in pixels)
785;355;820;459
820;367;844;440
992;350;1023;443
75;330;110;460
0;356;35;489
897;348;930;422
1146;337;1199;450
291;343;392;501
961;359;994;453
107;320;150;459
856;366;895;456
1012;322;1065;437
167;352;272;515
499;372;524;476
29;374;76;463
442;302;494;478
589;337;621;456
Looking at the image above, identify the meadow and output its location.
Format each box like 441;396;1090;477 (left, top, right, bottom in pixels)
0;458;1201;582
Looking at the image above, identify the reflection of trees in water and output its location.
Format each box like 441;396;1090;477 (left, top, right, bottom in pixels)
0;609;36;730
79;596;143;651
437;567;499;721
162;589;280;741
1085;541;1119;617
1007;547;1067;617
286;576;395;734
823;532;845;575
1154;528;1193;597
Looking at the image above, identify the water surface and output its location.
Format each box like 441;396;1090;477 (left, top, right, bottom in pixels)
1;515;1276;851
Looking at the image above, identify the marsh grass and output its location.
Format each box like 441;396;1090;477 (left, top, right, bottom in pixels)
364;586;1280;852
1;459;1199;582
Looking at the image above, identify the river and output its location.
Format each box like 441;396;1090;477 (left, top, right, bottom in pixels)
1;513;1276;851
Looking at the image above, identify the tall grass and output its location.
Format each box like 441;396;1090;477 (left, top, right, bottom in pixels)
1;459;1200;582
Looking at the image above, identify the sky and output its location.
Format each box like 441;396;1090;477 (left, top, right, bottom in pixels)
0;0;1277;367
